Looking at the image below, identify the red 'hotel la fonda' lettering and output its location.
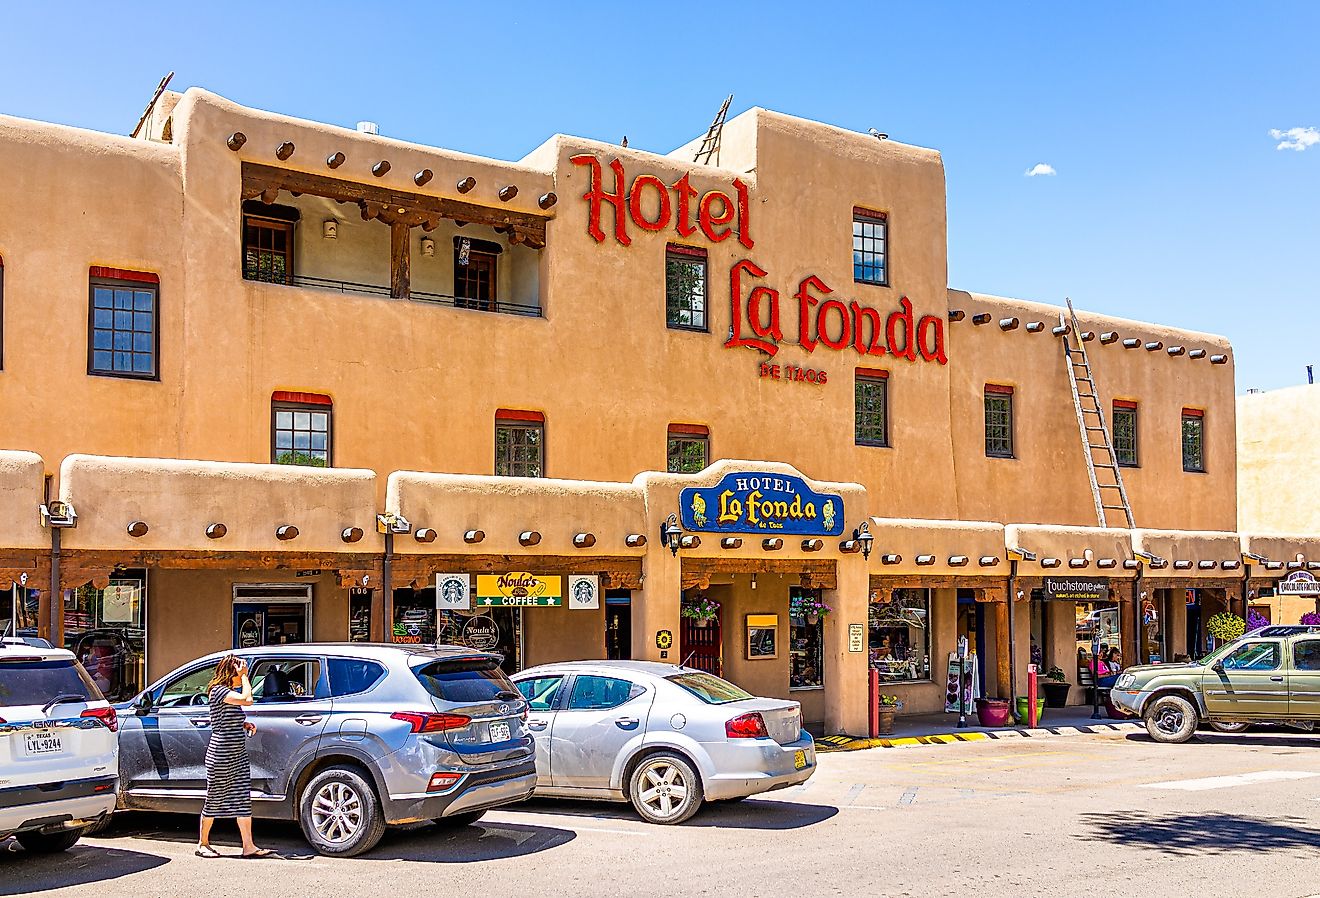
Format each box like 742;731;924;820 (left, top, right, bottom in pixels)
1;87;1305;737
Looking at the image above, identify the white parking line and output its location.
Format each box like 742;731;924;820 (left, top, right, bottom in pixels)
1139;770;1319;791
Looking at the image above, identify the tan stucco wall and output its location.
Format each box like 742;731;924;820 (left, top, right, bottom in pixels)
1238;385;1320;534
0;90;1236;535
0;450;47;549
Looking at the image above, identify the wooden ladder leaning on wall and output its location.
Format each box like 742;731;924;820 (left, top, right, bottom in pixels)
1060;298;1135;529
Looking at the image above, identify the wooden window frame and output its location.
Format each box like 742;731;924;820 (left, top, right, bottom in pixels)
854;368;890;448
495;409;545;478
242;203;297;286
1112;400;1139;468
665;244;708;333
667;423;710;473
984;384;1015;459
271;392;333;468
87;269;160;381
1181;408;1206;473
852;207;889;287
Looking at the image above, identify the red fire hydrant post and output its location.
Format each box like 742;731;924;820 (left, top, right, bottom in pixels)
868;667;880;738
1027;663;1038;728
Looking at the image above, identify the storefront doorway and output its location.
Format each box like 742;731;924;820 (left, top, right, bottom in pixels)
232;583;312;650
605;590;631;660
679;589;722;676
956;591;987;696
65;571;148;703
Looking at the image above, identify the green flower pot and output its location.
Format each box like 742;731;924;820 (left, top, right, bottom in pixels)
1014;696;1046;725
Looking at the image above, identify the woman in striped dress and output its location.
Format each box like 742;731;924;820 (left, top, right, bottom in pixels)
196;655;271;858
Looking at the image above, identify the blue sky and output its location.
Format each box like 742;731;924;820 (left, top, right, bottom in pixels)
1;3;1315;392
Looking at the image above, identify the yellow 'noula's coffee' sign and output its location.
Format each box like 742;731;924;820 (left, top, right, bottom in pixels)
475;573;563;607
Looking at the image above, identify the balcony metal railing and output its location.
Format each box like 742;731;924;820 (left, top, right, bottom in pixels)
246;272;544;319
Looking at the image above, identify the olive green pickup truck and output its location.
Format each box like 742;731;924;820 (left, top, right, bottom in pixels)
1109;625;1320;743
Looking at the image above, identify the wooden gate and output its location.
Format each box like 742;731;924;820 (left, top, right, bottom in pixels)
680;615;722;676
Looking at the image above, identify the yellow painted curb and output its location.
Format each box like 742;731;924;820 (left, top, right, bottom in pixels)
815;731;991;752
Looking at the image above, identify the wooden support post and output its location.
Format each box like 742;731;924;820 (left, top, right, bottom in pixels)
390;221;410;299
994;599;1011;700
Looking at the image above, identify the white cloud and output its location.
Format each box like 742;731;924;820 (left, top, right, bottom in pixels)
1024;163;1056;177
1269;126;1320;151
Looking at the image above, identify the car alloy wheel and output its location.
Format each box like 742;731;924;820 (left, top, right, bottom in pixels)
628;752;703;825
311;781;364;845
1144;694;1198;744
1155;707;1184;735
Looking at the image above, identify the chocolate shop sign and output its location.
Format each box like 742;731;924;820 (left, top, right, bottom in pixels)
1044;577;1109;602
680;472;845;537
1278;571;1320;597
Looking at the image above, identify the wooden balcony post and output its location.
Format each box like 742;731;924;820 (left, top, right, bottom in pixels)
390;221;411;299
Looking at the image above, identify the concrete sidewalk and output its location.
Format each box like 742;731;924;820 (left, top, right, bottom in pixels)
816;705;1141;751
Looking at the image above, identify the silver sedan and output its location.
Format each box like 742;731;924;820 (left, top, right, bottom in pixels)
511;661;815;824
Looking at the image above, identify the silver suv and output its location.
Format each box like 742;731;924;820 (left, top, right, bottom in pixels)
110;644;534;856
0;641;118;853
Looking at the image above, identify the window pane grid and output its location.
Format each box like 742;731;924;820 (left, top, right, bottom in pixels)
985;394;1013;457
665;253;707;331
1182;415;1205;472
273;402;331;467
855;378;888;446
1113;408;1138;467
90;283;156;377
243;217;293;285
496;423;543;478
853;215;888;286
667;436;708;473
456;252;497;310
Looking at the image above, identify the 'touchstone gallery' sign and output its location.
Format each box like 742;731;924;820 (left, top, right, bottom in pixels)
680;472;845;537
475;573;563;607
1044;577;1109;602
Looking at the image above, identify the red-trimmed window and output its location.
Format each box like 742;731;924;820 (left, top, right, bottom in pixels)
665;244;707;332
1181;407;1205;473
667;423;709;473
853;207;888;286
984;384;1014;458
89;268;160;379
272;391;332;467
1112;400;1138;468
855;368;889;447
496;409;544;478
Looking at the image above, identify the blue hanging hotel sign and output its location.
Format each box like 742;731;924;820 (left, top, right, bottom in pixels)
680;472;845;537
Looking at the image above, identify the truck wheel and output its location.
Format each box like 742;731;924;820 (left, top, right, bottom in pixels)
628;752;703;825
298;765;386;857
1208;721;1250;734
16;829;82;853
1145;694;1199;743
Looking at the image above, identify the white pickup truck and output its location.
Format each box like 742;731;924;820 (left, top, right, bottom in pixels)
0;640;118;853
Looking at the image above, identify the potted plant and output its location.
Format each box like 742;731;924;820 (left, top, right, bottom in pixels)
795;593;833;626
1301;611;1320;626
680;594;720;628
1015;694;1047;724
975;697;1012;727
1041;666;1071;708
875;693;902;735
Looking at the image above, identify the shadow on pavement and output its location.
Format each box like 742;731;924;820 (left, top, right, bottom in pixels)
85;810;574;863
513;796;838;830
0;838;168;895
1079;810;1320;856
1123;732;1320;749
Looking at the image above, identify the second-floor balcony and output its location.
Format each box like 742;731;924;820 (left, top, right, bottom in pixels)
239;162;546;317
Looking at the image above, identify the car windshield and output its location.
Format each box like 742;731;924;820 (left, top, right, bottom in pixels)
415;657;519;704
0;657;103;707
666;671;754;704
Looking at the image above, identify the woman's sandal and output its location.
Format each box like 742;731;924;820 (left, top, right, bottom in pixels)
240;848;276;859
194;845;222;859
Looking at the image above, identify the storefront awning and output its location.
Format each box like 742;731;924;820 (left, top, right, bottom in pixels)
1003;524;1135;579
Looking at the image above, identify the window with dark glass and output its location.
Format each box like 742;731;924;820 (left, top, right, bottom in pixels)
89;272;158;379
242;201;298;284
665;244;707;331
868;588;932;683
1112;402;1138;467
984;386;1014;458
1182;409;1205;472
496;411;544;478
272;394;332;467
454;237;502;311
853;207;888;286
789;588;825;689
667;424;709;473
855;370;889;446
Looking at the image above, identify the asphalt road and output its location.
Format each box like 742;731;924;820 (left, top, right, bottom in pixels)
4;728;1319;898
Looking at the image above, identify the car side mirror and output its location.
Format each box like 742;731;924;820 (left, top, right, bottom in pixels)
137;692;156;714
1210;661;1225;673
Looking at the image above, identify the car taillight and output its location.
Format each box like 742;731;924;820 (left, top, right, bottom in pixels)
81;706;118;733
427;772;464;793
391;711;471;734
725;712;768;739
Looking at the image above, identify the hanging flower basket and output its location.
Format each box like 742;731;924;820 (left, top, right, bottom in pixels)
1206;612;1245;642
792;593;832;626
681;594;720;625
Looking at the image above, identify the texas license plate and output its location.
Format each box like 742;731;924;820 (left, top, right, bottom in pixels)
24;731;64;756
793;750;808;770
489;721;512;743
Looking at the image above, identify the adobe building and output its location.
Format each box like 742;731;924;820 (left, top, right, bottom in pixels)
1;86;1303;733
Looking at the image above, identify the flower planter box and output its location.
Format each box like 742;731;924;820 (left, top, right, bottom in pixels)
975;698;1012;727
875;705;897;735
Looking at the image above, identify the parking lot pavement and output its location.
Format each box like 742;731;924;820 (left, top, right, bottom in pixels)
4;730;1319;898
